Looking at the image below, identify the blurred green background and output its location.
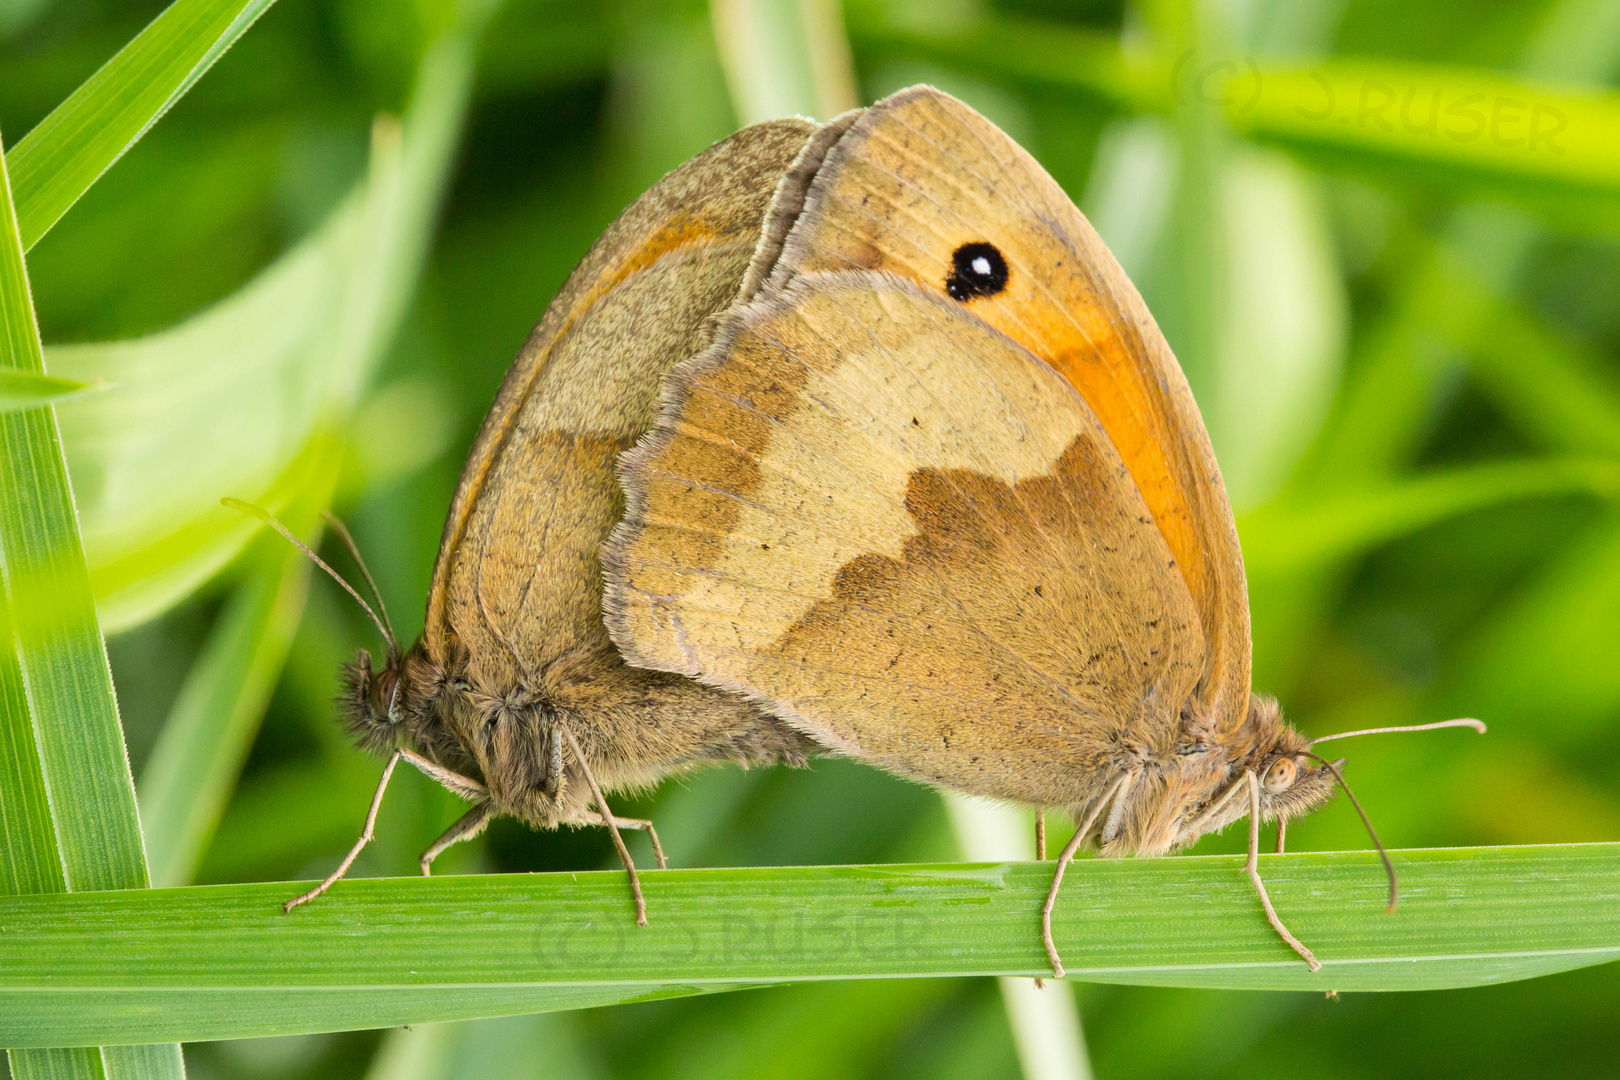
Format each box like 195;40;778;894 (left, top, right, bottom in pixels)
6;0;1620;1076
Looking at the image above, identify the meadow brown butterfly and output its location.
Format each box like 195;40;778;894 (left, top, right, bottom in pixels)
266;117;841;922
603;86;1482;973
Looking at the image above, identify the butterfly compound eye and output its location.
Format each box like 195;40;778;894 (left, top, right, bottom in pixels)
946;242;1009;301
1263;756;1298;794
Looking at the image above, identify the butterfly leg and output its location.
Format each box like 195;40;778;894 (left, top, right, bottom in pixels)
1276;815;1288;854
284;749;402;912
420;803;495;876
585;813;667;870
398;748;494;876
1030;808;1050;987
1041;773;1130;978
400;748;490;803
284;750;489;912
555;717;651;926
1243;771;1319;971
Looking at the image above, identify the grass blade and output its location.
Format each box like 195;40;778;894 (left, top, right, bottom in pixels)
946;795;1090;1080
1232;60;1620;202
0;132;181;1076
1;845;1618;1047
856;13;1620;206
8;0;279;250
363;1025;458;1080
1242;458;1620;575
711;0;859;122
0;370;91;413
0;138;145;904
49;19;477;631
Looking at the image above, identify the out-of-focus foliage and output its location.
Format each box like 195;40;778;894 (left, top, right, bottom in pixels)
6;0;1620;1074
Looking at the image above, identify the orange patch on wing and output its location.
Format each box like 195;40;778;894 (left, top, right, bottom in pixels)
581;216;721;317
1024;315;1206;619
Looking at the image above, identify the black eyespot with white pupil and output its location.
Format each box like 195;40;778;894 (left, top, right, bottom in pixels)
946;242;1009;301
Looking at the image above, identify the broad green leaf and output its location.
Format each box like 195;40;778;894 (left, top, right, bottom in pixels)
0;369;91;412
3;846;1620;1047
9;0;280;250
45;163;393;631
1241;458;1620;575
48;22;477;632
133;5;489;893
0;131;182;1077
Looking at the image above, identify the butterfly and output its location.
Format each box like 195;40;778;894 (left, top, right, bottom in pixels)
603;86;1480;973
262;116;838;922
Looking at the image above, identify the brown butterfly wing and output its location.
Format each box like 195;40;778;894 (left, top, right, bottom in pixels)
755;86;1251;737
605;274;1205;806
423;120;821;784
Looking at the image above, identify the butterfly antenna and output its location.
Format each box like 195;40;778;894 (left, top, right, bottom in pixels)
1301;751;1397;914
1310;718;1486;744
320;509;396;646
222;498;397;651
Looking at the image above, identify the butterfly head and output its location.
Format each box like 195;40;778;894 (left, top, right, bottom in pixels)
338;644;410;754
1231;693;1343;828
336;638;466;765
1110;695;1341;856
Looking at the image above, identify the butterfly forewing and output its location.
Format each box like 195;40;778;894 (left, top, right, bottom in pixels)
759;87;1251;735
426;120;822;675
